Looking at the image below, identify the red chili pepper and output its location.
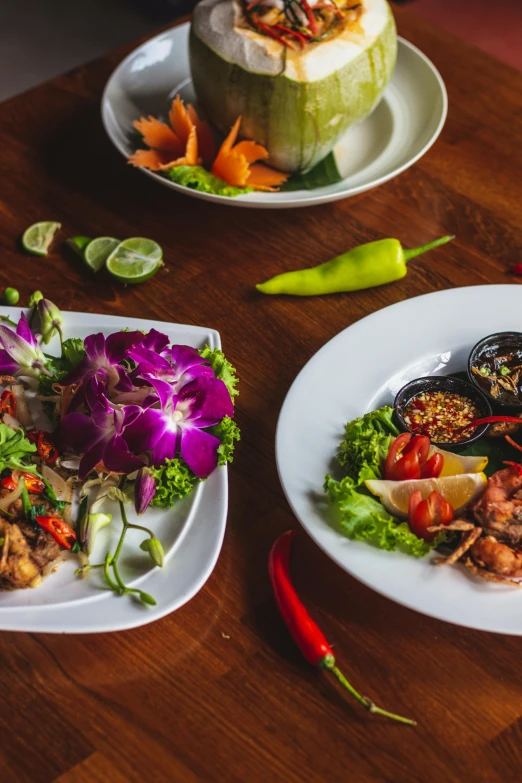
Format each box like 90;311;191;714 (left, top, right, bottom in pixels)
268;530;416;725
513;263;522;276
27;430;59;464
271;23;308;48
408;490;454;541
462;415;522;431
251;15;296;49
301;0;318;34
505;435;522;454
0;389;16;417
1;472;44;494
35;516;76;549
503;461;522;475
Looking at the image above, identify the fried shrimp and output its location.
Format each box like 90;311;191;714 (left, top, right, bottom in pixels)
470;536;522;579
472;465;522;545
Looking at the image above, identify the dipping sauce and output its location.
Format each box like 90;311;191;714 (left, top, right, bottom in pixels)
403;391;480;443
471;355;522;403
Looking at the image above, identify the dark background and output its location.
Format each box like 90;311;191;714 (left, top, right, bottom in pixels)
0;0;520;102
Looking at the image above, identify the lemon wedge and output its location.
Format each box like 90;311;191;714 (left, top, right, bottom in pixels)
365;473;487;519
431;447;488;477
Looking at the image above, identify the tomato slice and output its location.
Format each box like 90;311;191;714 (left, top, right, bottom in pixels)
384;433;411;480
387;449;421;481
420;453;444;479
35;516;76;549
408;490;454;541
403;435;430;464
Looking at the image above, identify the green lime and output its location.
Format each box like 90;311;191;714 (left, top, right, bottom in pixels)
21;221;61;256
105;238;163;284
66;235;91;257
83;237;120;273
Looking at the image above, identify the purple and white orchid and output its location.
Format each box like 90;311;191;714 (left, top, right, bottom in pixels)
0;313;50;378
123;374;234;478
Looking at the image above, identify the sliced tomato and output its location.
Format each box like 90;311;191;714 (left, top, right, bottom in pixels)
385;434;444;481
420;452;444;479
35;516;76;549
408;490;454;542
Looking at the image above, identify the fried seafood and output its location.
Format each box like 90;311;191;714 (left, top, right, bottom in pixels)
0;517;61;590
472;465;522;545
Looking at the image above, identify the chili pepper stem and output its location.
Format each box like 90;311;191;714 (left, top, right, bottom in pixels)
403;235;455;263
322;657;416;726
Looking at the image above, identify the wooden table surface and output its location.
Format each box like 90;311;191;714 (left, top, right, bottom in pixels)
1;8;522;783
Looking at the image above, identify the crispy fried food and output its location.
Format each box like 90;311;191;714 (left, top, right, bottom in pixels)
470;535;522;578
433;527;482;567
472;466;522;545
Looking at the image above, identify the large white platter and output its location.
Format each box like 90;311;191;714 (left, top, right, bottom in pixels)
276;285;522;635
102;22;447;209
0;309;228;633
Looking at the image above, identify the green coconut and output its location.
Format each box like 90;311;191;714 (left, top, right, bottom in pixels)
189;0;397;173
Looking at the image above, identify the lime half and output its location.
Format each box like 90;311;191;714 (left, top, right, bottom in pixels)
106;238;163;284
84;236;120;272
22;221;61;256
66;235;91;257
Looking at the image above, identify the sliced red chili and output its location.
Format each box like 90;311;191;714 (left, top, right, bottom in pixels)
462;415;522;431
35;516;76;549
0;389;16;417
503;461;522;476
28;430;59;464
1;472;45;494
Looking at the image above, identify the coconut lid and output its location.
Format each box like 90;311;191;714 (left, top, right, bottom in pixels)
192;0;393;82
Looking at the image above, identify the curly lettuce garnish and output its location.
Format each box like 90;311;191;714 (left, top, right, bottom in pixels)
199;345;239;399
337;406;398;485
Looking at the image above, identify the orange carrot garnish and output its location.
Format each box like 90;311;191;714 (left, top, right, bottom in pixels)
211;117;289;192
129;95;215;171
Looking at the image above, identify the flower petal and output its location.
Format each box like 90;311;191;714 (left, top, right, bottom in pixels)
180;376;233;427
16;313;36;347
142;329;170;353
79;439;106;479
84;333;106;364
150;427;179;467
102;434;143;474
0;351;19;376
0;325;36;366
56;412;99;453
105;331;144;364
124;407;168;453
180;426;221;478
170;345;208;375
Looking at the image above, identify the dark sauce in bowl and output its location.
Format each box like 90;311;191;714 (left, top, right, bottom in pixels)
468;332;522;409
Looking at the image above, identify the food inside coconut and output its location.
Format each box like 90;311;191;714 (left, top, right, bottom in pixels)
190;0;397;173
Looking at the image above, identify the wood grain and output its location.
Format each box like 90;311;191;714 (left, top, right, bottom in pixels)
0;8;522;783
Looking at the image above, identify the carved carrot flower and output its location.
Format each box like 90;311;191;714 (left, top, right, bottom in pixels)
211;117;289;192
128;95;215;171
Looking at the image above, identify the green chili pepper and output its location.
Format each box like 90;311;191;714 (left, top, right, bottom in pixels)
256;235;455;296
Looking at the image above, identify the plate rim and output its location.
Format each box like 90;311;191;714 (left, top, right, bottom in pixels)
275;284;522;635
101;22;448;209
0;307;229;633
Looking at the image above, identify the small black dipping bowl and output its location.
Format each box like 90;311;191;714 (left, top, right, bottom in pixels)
394;375;492;450
468;331;522;412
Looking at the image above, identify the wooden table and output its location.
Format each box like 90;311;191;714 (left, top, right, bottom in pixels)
1;8;521;783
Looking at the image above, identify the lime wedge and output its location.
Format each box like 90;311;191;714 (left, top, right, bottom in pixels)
66;235;91;257
106;238;163;284
83;237;120;273
22;221;61;256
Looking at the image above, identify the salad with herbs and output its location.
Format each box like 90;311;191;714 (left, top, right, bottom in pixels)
0;296;239;604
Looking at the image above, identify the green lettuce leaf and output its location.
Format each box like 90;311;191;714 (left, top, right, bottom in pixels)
210;415;240;466
324;474;440;558
150;458;198;508
199;345;239;399
281;152;343;192
168;166;253;197
337;405;399;485
0;424;37;473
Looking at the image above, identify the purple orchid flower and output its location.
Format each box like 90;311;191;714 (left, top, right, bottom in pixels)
56;395;144;479
128;343;214;390
124;374;233;478
0;313;50;378
134;466;156;515
65;330;145;392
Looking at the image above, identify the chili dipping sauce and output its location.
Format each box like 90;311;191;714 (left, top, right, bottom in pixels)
403;391;480;444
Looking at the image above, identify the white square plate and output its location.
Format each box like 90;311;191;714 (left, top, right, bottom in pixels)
0;309;228;633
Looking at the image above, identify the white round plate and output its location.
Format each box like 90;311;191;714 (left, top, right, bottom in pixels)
276;285;522;635
0;309;228;633
102;21;447;209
